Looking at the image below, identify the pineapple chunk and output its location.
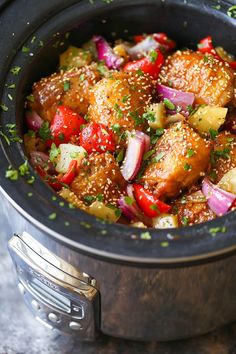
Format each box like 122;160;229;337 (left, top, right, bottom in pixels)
146;102;166;129
188;106;228;134
153;214;178;229
87;201;120;222
60;46;92;70
218;168;236;194
55;143;87;174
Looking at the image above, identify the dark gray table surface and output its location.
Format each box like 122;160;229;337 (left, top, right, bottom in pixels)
1;202;236;354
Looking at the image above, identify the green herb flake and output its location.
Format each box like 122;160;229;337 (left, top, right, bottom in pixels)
136;68;144;76
116;149;124;163
150;204;159;211
142;111;155;123
39;121;52;141
83;195;96;205
52;196;57;201
152;151;165;163
209;226;226;237
184;162;192;171
49;143;60;162
111;123;121;134
64;221;70;226
0;131;10;145
5;166;18;181
48;212;57;220
27;175;35;185
124;196;134;206
115;208;122;218
38;40;44;47
227;5;236;18
186;148;195;158
149;49;158;63
80;74;85;82
140;231;152;240
163;98;176;110
212;4;221;10
19;161;29;176
0;103;8;112
10;66;21;75
181;216;189;226
26;94;35;103
31;36;36;44
59;201;65;207
6;83;16;89
63;81;70;92
27;192;33;197
7;94;13;101
160;241;169;247
22;46;30;53
143;149;156;161
114;103;123;118
80;221;91;228
122;94;131;103
209;128;218;140
101;229;107;235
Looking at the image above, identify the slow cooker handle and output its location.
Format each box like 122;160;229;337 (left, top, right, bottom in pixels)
8;232;100;340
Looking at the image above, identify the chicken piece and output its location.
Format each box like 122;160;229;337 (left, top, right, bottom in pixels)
70;153;126;206
209;131;236;183
160;50;235;107
88;71;154;137
141;122;211;198
173;190;216;226
29;64;101;122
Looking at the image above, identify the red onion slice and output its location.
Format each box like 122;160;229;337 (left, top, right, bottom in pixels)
30;151;55;175
118;184;152;226
25;110;43;131
202;178;236;216
156;84;195;116
127;37;160;59
93;35;124;70
135;131;150;153
121;131;149;181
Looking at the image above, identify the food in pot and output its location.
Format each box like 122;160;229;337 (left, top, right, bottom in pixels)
24;33;236;228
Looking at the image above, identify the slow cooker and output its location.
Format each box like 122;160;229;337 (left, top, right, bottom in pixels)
0;0;236;342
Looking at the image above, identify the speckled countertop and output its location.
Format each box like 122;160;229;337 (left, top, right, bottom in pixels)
1;206;236;354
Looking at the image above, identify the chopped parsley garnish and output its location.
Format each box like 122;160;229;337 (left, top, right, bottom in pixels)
209;226;226;237
209;128;218;140
160;241;169;247
143;149;156;161
150;204;159;211
28;192;33;197
49;143;60;162
65;221;70;226
48;212;57;220
149;49;158;63
6;124;23;143
38;121;52;141
63;81;70;91
111;123;121;134
97;61;108;76
163;98;175;110
5;166;18;180
22;46;30;53
184;162;191;171
214;148;230;160
19;161;29;176
10;66;21;75
140;231;151;240
0;130;10;145
115;208;122;218
26;94;35;103
186;148;195;158
116;149;124;163
152;151;165;163
129;111;143;126
0;103;8;112
6;83;16;89
114;103;123;118
122;94;131;103
181;216;189;226
142;111;155;123
136;68;144;76
8;94;13;101
80;74;85;82
227;5;236;18
212;4;221;10
150;128;164;145
124;196;134;206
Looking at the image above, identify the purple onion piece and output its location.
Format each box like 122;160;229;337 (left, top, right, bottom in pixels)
156;84;195;117
127;36;160;59
121;131;146;181
30;151;55;175
93;35;124;70
202;178;236;216
25;110;43;131
135;131;150;153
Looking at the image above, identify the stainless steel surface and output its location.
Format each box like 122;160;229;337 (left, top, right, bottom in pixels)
8;232;100;340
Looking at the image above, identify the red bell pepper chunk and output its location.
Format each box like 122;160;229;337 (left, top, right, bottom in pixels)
58;160;78;185
36;160;78;191
197;36;222;61
49;106;86;147
133;183;171;218
124;49;164;80
79;122;115;154
134;33;176;51
228;61;236;70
